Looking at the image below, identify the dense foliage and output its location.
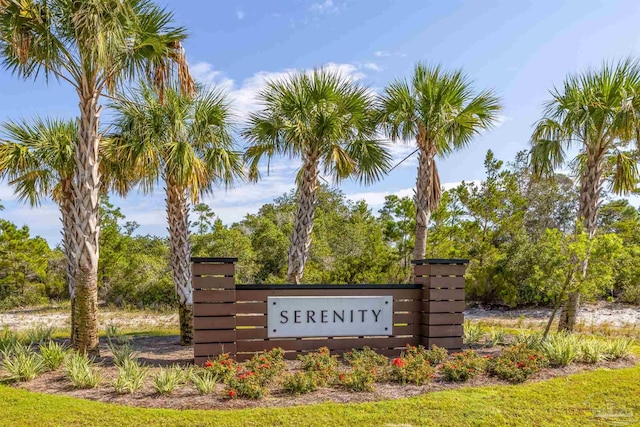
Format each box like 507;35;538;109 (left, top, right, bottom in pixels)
1;148;640;309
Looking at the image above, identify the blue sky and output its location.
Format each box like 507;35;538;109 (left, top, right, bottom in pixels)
1;0;639;244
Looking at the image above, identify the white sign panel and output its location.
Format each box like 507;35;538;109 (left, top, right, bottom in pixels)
267;296;393;338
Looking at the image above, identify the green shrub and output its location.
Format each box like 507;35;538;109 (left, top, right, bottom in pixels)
487;344;548;383
463;321;484;345
64;352;101;389
190;369;219;395
0;328;19;356
245;348;285;385
541;333;579;367
389;354;435;385
39;341;67;371
282;371;319;395
113;359;149;394
485;327;507;347
603;338;634;360
337;366;377;392
297;347;338;385
343;347;388;368
441;350;485;382
1;344;45;382
152;365;187;395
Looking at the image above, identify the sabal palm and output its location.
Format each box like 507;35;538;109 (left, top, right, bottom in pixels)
0;0;193;354
244;68;391;284
530;58;640;331
378;63;502;260
110;83;243;345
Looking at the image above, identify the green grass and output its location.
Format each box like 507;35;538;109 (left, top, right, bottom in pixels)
0;365;638;426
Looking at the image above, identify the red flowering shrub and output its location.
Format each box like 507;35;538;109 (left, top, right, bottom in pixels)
389;354;435;386
224;367;267;399
298;347;339;385
403;344;448;366
441;350;485;382
245;347;285;385
337;366;377;392
282;371;319;395
204;353;237;382
343;347;389;381
487;344;548;383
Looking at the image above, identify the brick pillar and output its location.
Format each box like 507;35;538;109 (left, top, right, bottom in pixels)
192;257;237;366
414;259;467;351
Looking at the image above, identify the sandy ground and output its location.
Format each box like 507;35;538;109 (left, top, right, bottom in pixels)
1;302;638;332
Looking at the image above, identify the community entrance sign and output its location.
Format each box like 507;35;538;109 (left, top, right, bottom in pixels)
267;296;393;338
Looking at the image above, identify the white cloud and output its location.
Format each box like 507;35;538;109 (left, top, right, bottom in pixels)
347;188;414;207
310;0;339;14
374;50;406;58
235;8;245;20
362;62;382;72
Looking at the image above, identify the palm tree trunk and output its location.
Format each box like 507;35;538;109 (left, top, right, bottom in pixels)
71;90;101;356
59;179;78;346
558;149;603;332
413;147;440;260
287;154;319;284
166;182;193;345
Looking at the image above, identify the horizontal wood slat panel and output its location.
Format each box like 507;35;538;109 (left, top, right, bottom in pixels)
236;315;267;327
236;289;420;300
237;336;420;353
236;302;267;314
236;325;419;341
428;264;467;276
422;324;464;338
193;290;236;303
193;276;235;289
193;303;236;317
428;276;465;289
194;330;236;344
428;288;465;301
394;300;421;312
423;313;464;325
192;263;235;276
193;343;237;357
424;337;463;349
393;312;421;324
424;300;465;313
193;316;236;330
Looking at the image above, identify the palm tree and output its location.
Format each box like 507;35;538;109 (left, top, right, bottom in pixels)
109;83;243;345
0;0;193;355
530;59;640;331
378;63;502;260
243;68;391;284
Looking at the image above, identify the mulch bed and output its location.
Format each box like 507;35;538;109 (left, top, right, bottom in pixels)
15;335;638;411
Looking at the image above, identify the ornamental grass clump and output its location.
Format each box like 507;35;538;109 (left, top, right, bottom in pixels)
603;337;634;360
541;333;579;367
513;330;544;350
39;341;67;371
578;339;606;364
463;321;484;345
1;343;45;382
108;341;138;367
487;343;548;383
113;359;149;395
152;365;188;395
24;324;53;345
65;352;101;389
485;327;507;347
0;327;19;356
298;347;339;385
441;350;485;382
190;369;219;395
282;371;319;395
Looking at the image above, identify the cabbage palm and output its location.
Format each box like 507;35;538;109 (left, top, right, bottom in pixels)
110;83;243;345
0;0;193;355
378;63;502;260
244;68;391;284
530;59;640;331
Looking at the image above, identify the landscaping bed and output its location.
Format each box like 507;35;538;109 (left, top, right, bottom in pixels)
1;325;636;411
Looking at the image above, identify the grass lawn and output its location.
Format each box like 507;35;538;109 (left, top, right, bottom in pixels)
1;364;638;426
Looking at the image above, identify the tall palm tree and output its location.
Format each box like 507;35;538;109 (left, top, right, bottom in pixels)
0;117;131;345
378;63;502;260
0;0;193;355
109;83;243;345
243;68;391;284
530;59;640;331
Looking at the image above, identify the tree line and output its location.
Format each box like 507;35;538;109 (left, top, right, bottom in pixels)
0;0;638;353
